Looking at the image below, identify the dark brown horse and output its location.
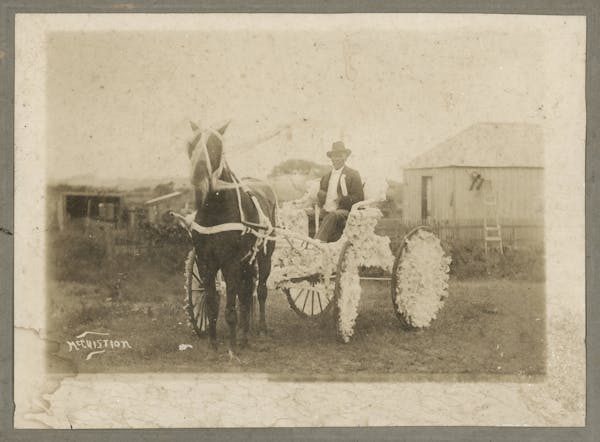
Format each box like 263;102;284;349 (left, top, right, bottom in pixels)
186;121;276;356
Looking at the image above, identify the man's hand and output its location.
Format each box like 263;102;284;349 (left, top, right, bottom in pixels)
338;195;351;210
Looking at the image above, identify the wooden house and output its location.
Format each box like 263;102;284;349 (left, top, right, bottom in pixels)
402;123;544;244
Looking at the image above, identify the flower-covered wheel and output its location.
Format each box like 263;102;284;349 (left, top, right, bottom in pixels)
390;227;452;329
184;249;225;338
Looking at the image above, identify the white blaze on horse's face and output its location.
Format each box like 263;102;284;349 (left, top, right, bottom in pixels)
187;121;230;205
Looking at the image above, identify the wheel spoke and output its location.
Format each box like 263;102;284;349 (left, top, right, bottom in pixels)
284;283;333;319
293;288;304;304
301;290;310;312
316;291;323;313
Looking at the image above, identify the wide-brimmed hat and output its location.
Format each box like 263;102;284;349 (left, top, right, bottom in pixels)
327;141;352;158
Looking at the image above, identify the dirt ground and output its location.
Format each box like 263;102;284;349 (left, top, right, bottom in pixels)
46;270;545;379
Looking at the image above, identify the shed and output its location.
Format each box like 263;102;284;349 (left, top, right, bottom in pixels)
50;189;124;231
402;123;544;242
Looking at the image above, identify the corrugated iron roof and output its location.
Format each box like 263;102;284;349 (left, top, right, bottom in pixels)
404;123;544;169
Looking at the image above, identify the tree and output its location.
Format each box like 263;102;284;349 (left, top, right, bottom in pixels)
268;159;329;178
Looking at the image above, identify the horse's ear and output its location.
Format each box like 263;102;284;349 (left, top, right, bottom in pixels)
216;120;231;136
187;131;202;158
190;121;199;132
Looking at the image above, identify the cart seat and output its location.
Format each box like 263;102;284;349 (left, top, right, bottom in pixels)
278;176;389;239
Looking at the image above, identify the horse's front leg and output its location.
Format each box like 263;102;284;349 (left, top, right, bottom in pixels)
196;262;219;351
204;275;220;351
221;264;240;356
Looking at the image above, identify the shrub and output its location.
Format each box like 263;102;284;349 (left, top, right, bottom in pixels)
136;222;191;273
47;223;191;290
47;229;108;283
441;239;545;281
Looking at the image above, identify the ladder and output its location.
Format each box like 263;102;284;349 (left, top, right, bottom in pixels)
482;180;503;255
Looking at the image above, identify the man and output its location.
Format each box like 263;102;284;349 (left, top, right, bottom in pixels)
315;141;364;242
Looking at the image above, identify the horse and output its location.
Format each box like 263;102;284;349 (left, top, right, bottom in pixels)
186;120;277;356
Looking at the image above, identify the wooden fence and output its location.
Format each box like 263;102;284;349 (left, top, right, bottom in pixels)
375;218;544;251
84;215;543;261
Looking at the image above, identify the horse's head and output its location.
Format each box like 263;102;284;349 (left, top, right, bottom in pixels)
187;120;230;206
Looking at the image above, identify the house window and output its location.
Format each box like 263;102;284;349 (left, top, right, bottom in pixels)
421;176;433;220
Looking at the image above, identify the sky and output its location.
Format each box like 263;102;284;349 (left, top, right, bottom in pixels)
46;24;545;184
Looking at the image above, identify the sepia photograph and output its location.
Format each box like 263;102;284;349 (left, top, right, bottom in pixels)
13;13;586;428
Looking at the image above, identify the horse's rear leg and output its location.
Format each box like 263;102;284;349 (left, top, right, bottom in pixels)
256;246;273;336
237;263;255;349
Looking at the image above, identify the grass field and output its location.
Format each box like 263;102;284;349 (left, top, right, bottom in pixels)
46;262;545;379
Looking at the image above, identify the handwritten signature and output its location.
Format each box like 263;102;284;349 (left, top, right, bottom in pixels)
66;331;132;360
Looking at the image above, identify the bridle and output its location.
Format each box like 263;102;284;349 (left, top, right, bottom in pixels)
189;127;229;190
187;125;274;237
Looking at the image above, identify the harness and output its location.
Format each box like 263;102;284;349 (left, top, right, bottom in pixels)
185;126;275;264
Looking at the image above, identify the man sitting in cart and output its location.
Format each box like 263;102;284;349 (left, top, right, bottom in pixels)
314;141;364;242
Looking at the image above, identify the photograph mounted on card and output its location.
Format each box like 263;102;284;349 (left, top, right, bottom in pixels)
13;13;585;428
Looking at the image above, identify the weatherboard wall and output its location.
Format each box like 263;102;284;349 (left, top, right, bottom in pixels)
403;167;544;227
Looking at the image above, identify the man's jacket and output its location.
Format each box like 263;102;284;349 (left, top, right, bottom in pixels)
317;166;364;211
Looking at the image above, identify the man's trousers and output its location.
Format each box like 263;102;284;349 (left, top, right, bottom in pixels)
315;209;349;242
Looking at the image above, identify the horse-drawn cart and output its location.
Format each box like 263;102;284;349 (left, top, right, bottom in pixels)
173;195;451;343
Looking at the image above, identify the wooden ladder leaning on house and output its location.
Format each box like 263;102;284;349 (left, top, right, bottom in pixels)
482;180;503;255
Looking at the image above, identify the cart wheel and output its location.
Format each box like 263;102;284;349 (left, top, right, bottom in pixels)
283;281;334;320
249;261;258;331
277;236;334;320
184;249;225;338
391;226;450;330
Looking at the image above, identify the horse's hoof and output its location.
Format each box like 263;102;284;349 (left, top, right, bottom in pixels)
209;341;218;351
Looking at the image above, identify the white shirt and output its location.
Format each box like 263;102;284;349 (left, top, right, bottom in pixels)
324;167;344;211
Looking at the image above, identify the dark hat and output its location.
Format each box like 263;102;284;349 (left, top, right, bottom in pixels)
327;141;352;158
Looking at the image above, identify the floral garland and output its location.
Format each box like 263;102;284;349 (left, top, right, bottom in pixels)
336;244;361;342
183;250;200;331
393;229;452;328
335;207;394;341
277;204;309;237
342;208;394;271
